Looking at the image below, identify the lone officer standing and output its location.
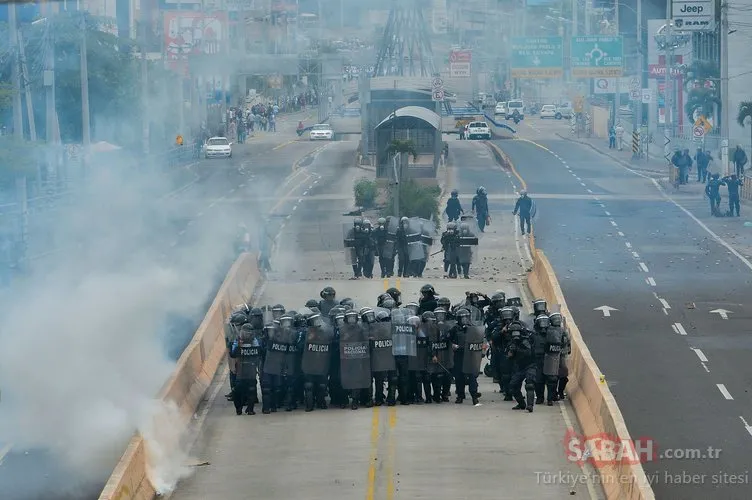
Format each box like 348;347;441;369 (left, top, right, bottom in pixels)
471;187;490;232
513;190;533;236
722;174;743;217
445;189;464;222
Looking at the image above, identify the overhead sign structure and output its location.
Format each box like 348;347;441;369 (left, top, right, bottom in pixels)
570;36;624;78
449;49;471;78
510;37;564;79
672;0;716;32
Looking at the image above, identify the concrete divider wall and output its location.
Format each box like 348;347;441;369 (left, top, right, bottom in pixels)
98;253;261;500
527;249;655;500
482;113;516;139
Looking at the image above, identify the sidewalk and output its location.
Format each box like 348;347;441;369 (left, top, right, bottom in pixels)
555;132;669;177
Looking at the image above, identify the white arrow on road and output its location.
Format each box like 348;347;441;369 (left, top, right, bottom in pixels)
710;309;732;320
594;305;618;317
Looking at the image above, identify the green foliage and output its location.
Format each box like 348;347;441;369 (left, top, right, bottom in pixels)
0;84;14;113
382;179;441;225
353;177;377;208
684;87;721;123
737;101;752;128
0;137;41;186
385;139;418;161
683;61;721;122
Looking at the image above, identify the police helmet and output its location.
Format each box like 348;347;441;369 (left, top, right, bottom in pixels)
361;308;376;324
249;307;263;318
535;314;551;329
230;311;248;325
362;219;372;230
305;299;319;308
420;284;436;297
320;286;336;300
532;299;547;315
340;298;355;310
491;292;506;306
375;309;390;322
433;307;447;322
271;304;286;319
407;315;421;327
328;306;342;319
279;314;294;328
335;313;346;327
549;312;563;327
381;297;396;310
307;313;324;328
377;293;391;307
294;313;306;328
477;186;487;195
233;303;251;314
386;287;402;306
263;324;276;336
455;307;471;324
354;217;363;227
377;217;387;226
446;221;457;231
344;310;359;324
308;306;321;316
421;311;436;322
400;216;409;224
500;307;515;321
437;296;451;310
240;323;254;334
405;302;419;315
451;189;458;197
512;306;521;320
459;222;470;234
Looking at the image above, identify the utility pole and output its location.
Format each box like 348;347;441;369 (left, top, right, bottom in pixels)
18;31;37;141
632;0;643;160
9;3;23;139
614;0;620;127
140;1;150;155
720;0;730;174
80;13;91;148
662;20;674;169
177;0;185;137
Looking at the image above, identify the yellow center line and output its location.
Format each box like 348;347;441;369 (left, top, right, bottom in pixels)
385;407;398;500
269;172;312;215
383;278;389;291
365;406;381;500
272;139;297;151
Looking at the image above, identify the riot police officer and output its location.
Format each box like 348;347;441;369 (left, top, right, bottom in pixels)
395;216;411;277
532;314;550;405
543;312;564;406
318;286;338;317
301;313;333;412
369;308;398;406
339;310;372;409
436;297;455;400
386;287;402;307
374;217;397;278
507;321;537;412
418;284;439;314
230;323;264;415
409;313;431;403
359;219;377;278
450;308;484;405
440;222;459;278
551;312;571;400
225;311;248;400
328;307;347;407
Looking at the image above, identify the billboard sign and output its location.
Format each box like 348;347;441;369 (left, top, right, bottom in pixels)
570;36;624;78
510;37;563;79
164;11;228;72
450;50;472;78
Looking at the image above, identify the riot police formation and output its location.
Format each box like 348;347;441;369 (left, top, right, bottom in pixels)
224;288;571;415
439;219;480;279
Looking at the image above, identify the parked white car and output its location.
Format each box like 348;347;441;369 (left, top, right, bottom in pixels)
309;123;334;140
556;104;574;119
539;104;557;119
204;136;232;159
494;102;508;117
467;121;491;140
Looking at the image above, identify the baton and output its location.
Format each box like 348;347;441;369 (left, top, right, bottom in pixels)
430;248;444;257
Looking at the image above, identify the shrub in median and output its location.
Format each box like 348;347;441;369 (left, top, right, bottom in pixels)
382;179;441;226
354;177;378;208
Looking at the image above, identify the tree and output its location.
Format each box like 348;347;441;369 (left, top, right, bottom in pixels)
0;137;41;186
385;139;418;162
737;101;752;153
0;83;14;113
683;60;720;123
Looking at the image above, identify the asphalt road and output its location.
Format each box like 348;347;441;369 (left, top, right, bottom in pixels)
489;134;752;499
0;135;330;500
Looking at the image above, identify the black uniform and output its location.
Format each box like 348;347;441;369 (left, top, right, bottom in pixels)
230;325;263;415
513;194;533;235
301;316;333;412
508;322;537;412
440;229;459;277
396;225;410;277
706;175;723;216
723;175;743;216
355;227;376;278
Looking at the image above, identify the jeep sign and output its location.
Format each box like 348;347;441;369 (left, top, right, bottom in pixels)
671;0;716;32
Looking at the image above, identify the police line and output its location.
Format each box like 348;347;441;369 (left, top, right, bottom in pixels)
97;253;262;500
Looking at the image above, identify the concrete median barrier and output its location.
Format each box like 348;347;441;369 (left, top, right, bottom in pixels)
527;249;655;500
98;252;261;500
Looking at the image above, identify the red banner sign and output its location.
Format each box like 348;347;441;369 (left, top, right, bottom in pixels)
164;11;228;73
449;50;472;63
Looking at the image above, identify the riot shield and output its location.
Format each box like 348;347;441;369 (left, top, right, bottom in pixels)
301;325;334;376
343;223;357;265
424;322;443;375
281;325;299;376
466;304;484;325
262;326;288;376
437;320;455;370
382;216;399;257
462;325;486;375
418;218;437;259
530;199;538;219
236;333;263;379
339;324;372;390
409;326;430;372
391;307;417;357
368;322;396;372
542;326;563;377
405;218;425;261
457;226;479;265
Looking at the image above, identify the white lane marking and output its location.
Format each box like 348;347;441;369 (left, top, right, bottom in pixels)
692;348;708;363
580;182;587;187
586;188;593;193
308;184;314;189
229;188;236;193
239;183;246;188
739;416;752;437
170;241;177;247
594;196;600;201
639;262;649;272
702;363;710;373
605;211;611;216
313;179;319;184
292;205;298;211
208;201;216;208
575;176;581;181
672;323;688;335
632;251;640;258
557;394;601;500
625;242;632;249
178;229;186;236
717;384;734;400
303;191;309;196
196;211;204;217
647;277;656;286
658;298;670;309
610;220;618;227
617;231;625;237
0;443;13;465
187;220;195;226
219;195;226;201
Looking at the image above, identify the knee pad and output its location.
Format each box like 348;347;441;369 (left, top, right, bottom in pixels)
525;381;536;392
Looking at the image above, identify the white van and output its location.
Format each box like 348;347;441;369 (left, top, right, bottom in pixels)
494;102;508;117
506;100;524;120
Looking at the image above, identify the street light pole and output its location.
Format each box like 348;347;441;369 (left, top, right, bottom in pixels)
614;0;621;127
720;0;730;174
632;0;643;160
80;13;91;148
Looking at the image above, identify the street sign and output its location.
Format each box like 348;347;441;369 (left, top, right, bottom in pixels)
570;36;624;78
695;115;713;132
449;50;471;78
693;125;705;138
641;88;653;103
630;89;640;100
629;77;640;91
432;77;444;89
432;89;445;102
510;37;564;79
672;0;716;32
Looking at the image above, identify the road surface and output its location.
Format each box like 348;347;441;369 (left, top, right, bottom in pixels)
0;132;329;500
488;120;752;499
167;140;597;500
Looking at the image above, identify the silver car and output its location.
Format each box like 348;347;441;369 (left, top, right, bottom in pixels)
204;136;232;159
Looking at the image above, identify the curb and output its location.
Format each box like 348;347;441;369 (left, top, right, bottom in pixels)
555;133;667;175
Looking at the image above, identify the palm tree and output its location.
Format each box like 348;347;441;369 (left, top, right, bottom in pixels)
683;60;721;123
737;101;752;153
385;139;419;162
